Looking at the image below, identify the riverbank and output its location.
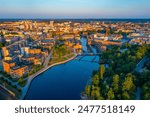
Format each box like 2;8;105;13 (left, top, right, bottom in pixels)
20;55;77;100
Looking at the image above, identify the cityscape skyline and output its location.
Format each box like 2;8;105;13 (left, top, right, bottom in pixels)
0;19;150;100
0;0;150;19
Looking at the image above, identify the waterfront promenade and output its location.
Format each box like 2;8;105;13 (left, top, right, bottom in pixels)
20;55;77;99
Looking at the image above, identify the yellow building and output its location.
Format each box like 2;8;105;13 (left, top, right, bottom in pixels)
64;41;74;47
2;47;9;57
3;61;15;74
28;49;41;54
10;66;28;78
88;39;92;45
33;58;42;65
33;55;44;65
24;48;42;55
4;56;12;61
73;44;82;49
41;51;49;57
24;47;29;54
61;34;75;40
21;56;35;63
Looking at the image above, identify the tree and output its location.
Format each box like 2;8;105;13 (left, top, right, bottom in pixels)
141;71;150;83
101;82;109;98
136;51;143;60
85;85;91;96
0;42;3;49
18;77;27;87
142;81;150;100
105;67;114;77
112;74;119;92
122;73;135;92
122;73;135;99
91;86;101;99
18;77;24;83
92;74;99;86
116;47;120;52
107;88;115;100
122;91;130;100
99;64;105;80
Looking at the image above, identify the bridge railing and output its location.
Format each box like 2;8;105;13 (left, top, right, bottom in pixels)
77;53;102;56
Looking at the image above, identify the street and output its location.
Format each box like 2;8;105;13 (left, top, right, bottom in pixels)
0;86;16;100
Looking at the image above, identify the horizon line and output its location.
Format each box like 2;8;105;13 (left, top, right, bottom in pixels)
0;17;150;20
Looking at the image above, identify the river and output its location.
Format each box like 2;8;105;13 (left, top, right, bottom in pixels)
25;37;100;100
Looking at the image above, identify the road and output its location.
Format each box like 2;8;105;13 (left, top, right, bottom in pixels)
135;57;149;73
6;40;26;48
0;86;16;100
136;87;141;100
43;49;53;67
135;56;149;100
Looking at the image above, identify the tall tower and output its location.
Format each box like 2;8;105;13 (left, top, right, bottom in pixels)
102;21;105;25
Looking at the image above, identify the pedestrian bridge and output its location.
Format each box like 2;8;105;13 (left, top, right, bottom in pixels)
77;53;102;56
74;54;100;63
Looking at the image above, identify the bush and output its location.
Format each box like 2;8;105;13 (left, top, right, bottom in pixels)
18;78;27;87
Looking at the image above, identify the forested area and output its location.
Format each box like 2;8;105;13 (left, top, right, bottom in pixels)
84;44;150;100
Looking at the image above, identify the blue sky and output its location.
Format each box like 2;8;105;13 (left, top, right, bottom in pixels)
0;0;150;18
